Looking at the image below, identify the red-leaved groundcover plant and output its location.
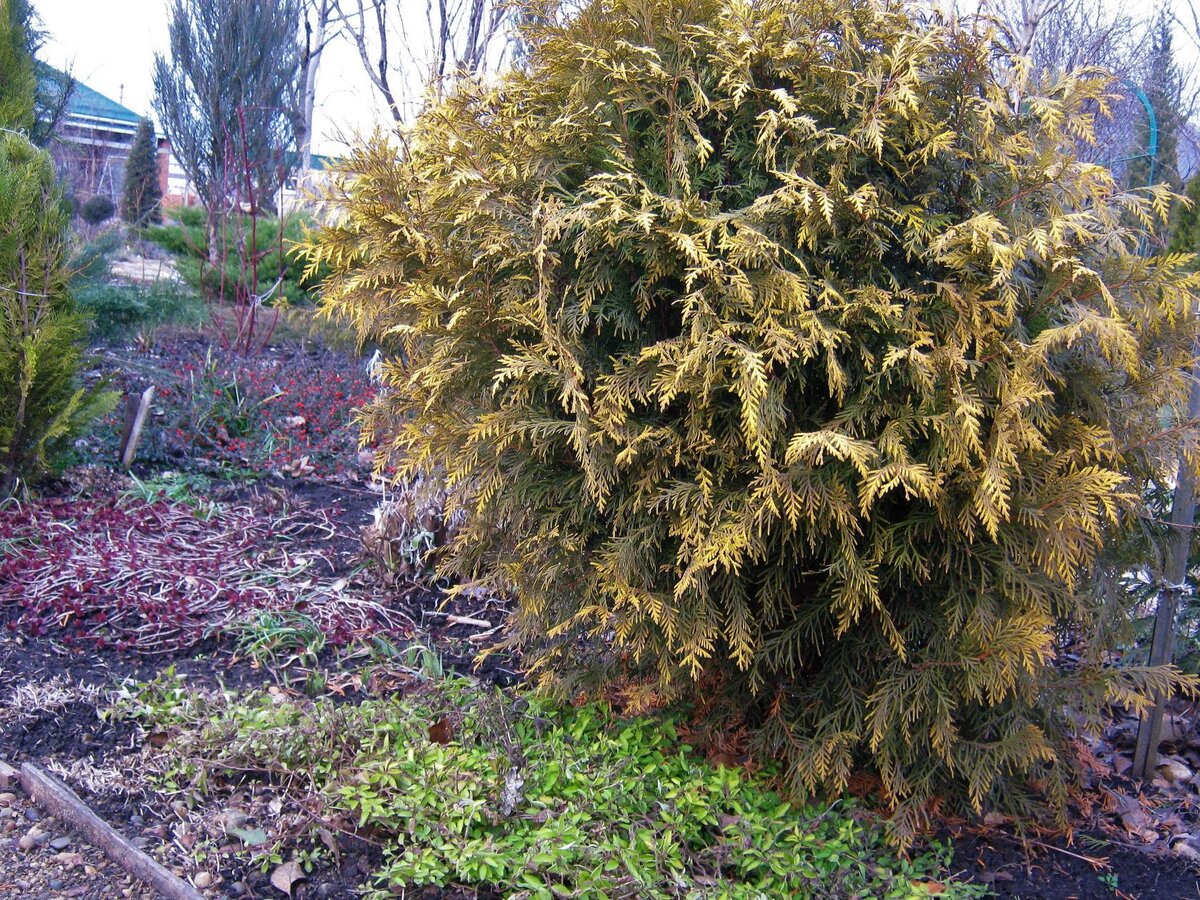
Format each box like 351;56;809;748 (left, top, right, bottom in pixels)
0;492;405;653
92;339;379;479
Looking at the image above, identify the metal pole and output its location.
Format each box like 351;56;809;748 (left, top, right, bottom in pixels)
1122;77;1195;782
1122;81;1158;188
1132;374;1200;779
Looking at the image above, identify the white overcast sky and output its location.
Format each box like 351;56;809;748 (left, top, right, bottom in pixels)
32;0;398;157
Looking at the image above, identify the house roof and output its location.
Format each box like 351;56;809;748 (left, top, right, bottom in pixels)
39;65;141;128
281;151;341;172
68;80;140;126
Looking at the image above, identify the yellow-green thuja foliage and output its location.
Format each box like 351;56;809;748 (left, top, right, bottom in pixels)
307;0;1200;833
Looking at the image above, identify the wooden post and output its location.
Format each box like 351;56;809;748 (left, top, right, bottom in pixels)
1132;372;1200;780
18;762;204;900
118;386;156;469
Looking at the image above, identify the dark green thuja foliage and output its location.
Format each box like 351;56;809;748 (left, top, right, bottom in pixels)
0;132;116;494
306;0;1200;835
1169;173;1200;256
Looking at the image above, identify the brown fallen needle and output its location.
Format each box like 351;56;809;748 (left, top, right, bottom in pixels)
17;762;204;900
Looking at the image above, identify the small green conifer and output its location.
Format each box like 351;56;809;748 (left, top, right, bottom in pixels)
122;118;163;226
0;0;36;132
0;131;116;494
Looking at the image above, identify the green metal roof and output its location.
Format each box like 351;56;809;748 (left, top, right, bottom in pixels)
39;65;140;127
68;80;140;126
281;150;341;172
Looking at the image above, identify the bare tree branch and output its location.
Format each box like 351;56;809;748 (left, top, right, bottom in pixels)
330;0;516;125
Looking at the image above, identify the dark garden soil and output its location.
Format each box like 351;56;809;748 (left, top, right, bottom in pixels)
0;508;384;899
87;332;377;480
5;330;1200;898
950;830;1200;898
0;509;499;899
0;332;515;898
0;488;502;898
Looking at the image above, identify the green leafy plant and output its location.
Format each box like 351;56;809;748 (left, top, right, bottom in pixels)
0;130;116;494
69;229;123;281
74;280;203;341
395;640;445;679
122;471;219;520
112;673;985;899
68;229;203;341
145;206;324;307
233;609;327;668
305;0;1200;836
185;348;283;450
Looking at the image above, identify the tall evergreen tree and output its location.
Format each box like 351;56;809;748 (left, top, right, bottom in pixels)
1128;7;1181;193
121;118;162;226
1170;174;1200;256
152;0;301;215
0;0;74;145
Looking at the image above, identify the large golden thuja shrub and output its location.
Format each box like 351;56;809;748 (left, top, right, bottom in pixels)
309;0;1200;831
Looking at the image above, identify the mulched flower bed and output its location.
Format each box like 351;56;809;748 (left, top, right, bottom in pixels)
0;330;508;897
168;344;375;477
6;329;1198;898
90;335;377;479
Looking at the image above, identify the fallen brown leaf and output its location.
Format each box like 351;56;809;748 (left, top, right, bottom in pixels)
271;859;305;897
428;716;454;745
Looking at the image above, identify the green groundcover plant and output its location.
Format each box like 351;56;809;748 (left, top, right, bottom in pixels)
113;673;985;898
145;204;324;307
305;0;1200;835
70;229;204;341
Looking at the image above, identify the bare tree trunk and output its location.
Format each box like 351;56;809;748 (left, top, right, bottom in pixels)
432;0;450;94
460;0;505;76
1015;0;1050;57
298;0;335;190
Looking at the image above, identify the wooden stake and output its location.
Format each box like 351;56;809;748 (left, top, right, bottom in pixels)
1133;373;1200;781
118;386;156;469
18;762;204;900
